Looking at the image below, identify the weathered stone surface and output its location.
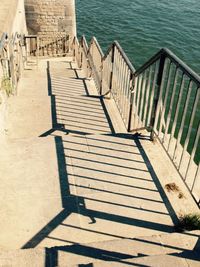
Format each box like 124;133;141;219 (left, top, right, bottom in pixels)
0;0;27;36
25;0;76;38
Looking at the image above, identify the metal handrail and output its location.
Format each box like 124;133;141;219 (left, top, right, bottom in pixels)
72;35;200;207
103;41;135;73
25;34;69;57
134;49;162;76
80;35;89;53
135;48;200;86
162;48;200;86
113;41;135;73
88;37;104;58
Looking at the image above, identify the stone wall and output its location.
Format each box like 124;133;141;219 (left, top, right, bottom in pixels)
25;0;76;38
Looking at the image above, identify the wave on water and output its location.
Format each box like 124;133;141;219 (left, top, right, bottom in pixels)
76;0;200;74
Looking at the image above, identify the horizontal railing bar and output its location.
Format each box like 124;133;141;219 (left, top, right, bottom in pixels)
24;35;37;38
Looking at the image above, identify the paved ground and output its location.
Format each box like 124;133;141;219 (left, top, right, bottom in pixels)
0;57;199;254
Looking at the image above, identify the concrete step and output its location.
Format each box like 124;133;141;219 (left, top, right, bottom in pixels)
0;231;199;267
86;252;200;267
44;230;200;266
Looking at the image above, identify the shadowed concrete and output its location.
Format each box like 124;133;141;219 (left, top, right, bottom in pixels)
0;57;199;266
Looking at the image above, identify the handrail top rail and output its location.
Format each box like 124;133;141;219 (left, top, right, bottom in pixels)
102;40;135;73
71;34;200;207
24;34;37;38
135;47;200;86
80;35;89;51
88;36;104;58
114;41;135;73
76;35;200;86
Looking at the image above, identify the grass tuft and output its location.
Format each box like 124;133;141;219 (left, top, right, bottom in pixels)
178;213;200;231
1;77;13;96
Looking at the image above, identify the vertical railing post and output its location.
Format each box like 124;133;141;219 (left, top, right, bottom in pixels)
150;52;166;140
36;36;39;65
79;38;83;69
100;57;104;95
7;41;12;82
73;37;76;62
85;40;92;79
108;43;115;99
128;72;134;132
80;49;83;69
66;35;69;54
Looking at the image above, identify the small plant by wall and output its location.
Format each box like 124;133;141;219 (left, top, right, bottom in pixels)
177;213;200;231
0;76;13;97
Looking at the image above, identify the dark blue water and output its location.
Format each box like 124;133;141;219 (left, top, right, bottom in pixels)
76;0;200;74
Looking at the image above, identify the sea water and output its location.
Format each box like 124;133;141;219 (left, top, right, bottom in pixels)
76;0;200;74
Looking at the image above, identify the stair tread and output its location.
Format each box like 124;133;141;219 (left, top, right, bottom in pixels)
43;230;200;266
0;231;199;267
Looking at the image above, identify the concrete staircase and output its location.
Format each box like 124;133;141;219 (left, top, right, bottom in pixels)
0;57;199;266
0;231;199;266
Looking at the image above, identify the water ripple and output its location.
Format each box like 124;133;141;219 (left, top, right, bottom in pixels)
76;0;200;73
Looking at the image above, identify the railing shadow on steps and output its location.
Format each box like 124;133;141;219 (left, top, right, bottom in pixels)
1;31;199;205
21;60;192;266
72;35;200;207
0;30;199;206
14;42;198;266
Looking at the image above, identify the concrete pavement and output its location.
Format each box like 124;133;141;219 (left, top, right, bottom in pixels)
0;56;199;266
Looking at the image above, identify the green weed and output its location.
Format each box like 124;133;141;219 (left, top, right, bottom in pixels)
178;213;200;231
1;77;13;96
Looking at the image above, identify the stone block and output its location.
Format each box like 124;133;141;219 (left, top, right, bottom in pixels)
25;0;76;36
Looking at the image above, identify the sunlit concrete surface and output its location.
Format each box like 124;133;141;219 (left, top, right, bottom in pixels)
0;57;199;266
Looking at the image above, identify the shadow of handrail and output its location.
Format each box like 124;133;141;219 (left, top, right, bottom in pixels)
21;59;200;267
